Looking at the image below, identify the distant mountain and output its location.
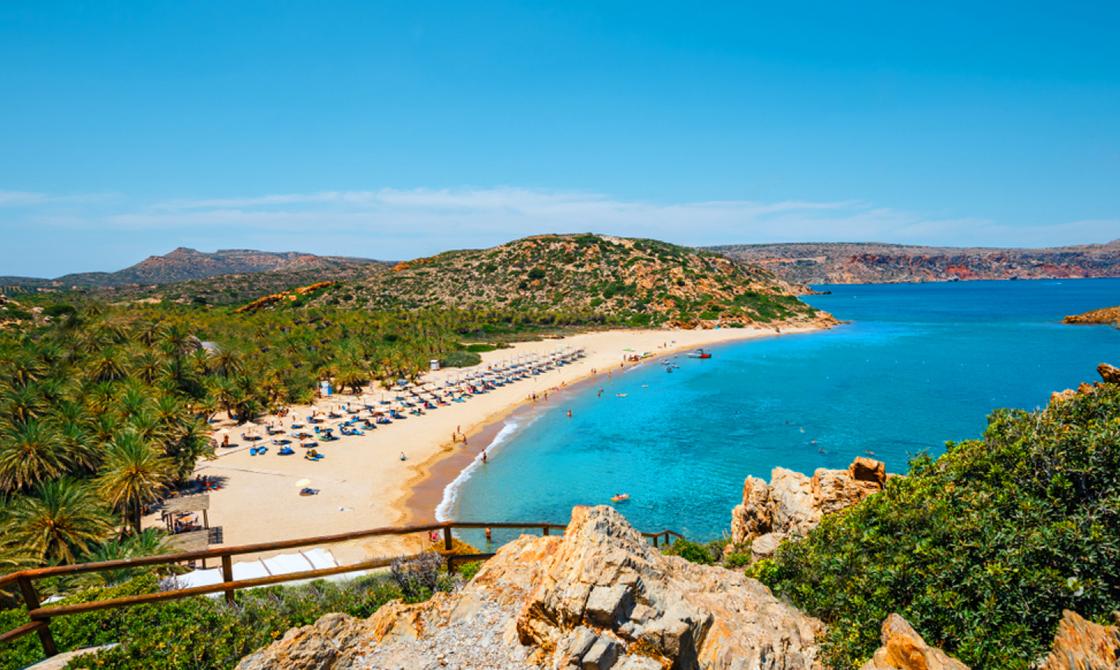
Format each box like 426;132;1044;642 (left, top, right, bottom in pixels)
709;240;1120;285
52;247;383;287
324;233;832;328
0;247;390;302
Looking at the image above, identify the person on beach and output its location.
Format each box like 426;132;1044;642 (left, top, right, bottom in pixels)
567;409;573;418
482;450;487;463
597;388;603;398
399;452;406;461
484;527;492;543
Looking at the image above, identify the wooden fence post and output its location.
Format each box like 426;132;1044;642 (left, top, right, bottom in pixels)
652;535;659;548
18;576;57;657
221;555;235;605
542;526;550;536
443;526;453;552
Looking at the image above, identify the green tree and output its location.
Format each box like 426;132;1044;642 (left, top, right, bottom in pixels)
97;432;174;535
4;478;111;564
0;419;67;493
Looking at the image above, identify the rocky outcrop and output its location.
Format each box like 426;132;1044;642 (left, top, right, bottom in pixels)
860;614;969;670
1037;610;1120;670
1064;307;1120;328
730;457;887;560
1049;364;1118;405
238;505;824;670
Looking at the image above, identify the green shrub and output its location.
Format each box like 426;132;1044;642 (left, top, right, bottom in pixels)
457;560;483;582
663;538;727;565
753;383;1120;669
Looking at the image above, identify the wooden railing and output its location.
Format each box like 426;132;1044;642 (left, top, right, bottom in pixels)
0;520;682;658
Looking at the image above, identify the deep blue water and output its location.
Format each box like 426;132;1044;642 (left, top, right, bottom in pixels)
448;279;1120;542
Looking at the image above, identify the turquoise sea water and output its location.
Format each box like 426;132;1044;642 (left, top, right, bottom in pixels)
448;279;1120;542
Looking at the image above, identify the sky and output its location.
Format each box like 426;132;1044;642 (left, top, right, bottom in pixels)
1;2;1118;277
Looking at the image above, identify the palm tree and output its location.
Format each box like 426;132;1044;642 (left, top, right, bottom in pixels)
5;478;111;564
97;431;173;535
0;419;67;493
164;418;213;482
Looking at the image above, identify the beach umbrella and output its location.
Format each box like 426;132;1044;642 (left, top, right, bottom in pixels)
295;478;311;488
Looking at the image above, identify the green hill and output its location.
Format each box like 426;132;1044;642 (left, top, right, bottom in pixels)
330;233;827;328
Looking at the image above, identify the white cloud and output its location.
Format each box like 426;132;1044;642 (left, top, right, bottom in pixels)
2;186;1117;257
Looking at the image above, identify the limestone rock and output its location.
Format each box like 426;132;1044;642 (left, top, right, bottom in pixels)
730;457;888;559
849;456;887;486
1037;610;1120;670
860;614;969;670
238;506;824;670
1099;363;1120;385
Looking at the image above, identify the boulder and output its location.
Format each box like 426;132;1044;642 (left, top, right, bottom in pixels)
849;456;887;486
730;457;889;558
1099;363;1120;385
1037;610;1120;670
238;506;824;670
860;614;969;670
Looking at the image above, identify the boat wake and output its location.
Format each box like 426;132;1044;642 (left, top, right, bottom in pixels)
434;419;527;522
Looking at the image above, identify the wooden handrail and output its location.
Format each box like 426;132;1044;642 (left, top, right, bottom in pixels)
0;519;680;657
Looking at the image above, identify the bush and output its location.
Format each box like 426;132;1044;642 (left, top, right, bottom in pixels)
752;383;1120;669
663;538;726;565
390;552;445;602
457;560;484;582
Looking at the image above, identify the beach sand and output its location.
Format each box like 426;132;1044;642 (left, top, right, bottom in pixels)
157;326;820;562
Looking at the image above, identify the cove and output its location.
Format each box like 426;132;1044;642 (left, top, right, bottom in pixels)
448;279;1120;542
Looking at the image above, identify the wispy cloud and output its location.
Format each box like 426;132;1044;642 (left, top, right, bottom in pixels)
0;191;49;206
2;187;1117;262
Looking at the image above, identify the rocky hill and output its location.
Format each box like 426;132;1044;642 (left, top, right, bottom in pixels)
5;247;385;289
709;240;1120;285
328;234;829;328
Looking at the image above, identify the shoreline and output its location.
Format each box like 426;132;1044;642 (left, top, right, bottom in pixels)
397;324;827;526
173;324;829;563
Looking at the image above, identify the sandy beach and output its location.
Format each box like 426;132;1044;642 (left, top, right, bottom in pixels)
160;326;820;562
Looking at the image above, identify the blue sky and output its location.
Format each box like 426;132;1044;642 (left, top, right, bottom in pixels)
2;2;1118;276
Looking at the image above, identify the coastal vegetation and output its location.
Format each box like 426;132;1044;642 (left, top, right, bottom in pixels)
0;571;416;669
748;378;1120;669
0;299;628;570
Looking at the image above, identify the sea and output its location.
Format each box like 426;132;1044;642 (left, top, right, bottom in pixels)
444;279;1120;544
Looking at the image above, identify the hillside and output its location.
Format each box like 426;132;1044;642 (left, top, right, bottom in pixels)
710;240;1120;285
326;233;829;328
3;247;385;290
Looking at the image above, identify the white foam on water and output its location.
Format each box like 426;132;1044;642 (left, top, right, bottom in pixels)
434;418;529;522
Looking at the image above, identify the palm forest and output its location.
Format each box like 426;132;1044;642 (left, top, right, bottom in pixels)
0;297;601;571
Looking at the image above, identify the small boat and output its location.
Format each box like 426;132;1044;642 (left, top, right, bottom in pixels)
687;349;712;359
611;493;630;503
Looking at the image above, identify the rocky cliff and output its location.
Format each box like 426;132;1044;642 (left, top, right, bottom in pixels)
710;241;1120;285
729;456;887;561
237;505;825;670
